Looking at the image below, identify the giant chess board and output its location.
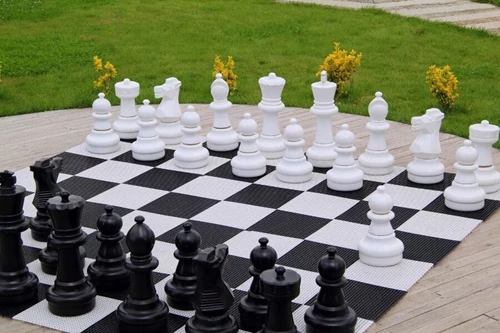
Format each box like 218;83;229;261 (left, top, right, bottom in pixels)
4;140;500;333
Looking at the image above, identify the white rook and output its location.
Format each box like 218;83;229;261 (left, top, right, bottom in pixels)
113;78;140;139
469;120;500;193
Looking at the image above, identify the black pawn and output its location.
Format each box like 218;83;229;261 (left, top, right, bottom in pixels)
304;247;357;333
165;222;201;310
46;191;96;316
116;216;169;333
0;171;39;304
29;157;63;241
239;237;277;332
258;266;301;333
185;244;238;333
87;206;131;291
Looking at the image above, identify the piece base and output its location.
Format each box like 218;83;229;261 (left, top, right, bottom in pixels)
445;198;485;212
0;273;39;305
117;300;169;333
185;315;239;333
359;165;394;176
359;252;403;267
47;282;96;317
232;166;267;178
276;172;313;184
407;172;444;185
132;150;166;162
327;180;363;192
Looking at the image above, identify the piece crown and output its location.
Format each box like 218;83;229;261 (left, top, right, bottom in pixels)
335;124;355;148
0;170;16;188
284;118;303;142
175;221;201;254
368;91;388;122
469;119;500;142
138;99;156;120
126;216;155;257
369;185;393;214
211;73;229;102
92;93;112;114
456;140;478;165
238;113;258;135
258;72;286;105
181;105;200;127
318;247;346;281
250;237;277;271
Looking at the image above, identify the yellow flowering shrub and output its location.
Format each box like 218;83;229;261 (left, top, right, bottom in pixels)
93;56;117;94
317;42;362;96
426;65;459;109
213;55;237;95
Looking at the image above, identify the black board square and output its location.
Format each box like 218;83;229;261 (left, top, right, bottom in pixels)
206;161;275;183
125;168;200;191
226;184;302;209
54;152;106;175
248;210;331;239
203;142;239;159
396;230;460;264
312;166;330;174
23;245;41;265
223;255;253;288
156;220;243;248
112;149;174;167
277;240;359;272
308;179;383;201
336;201;419;229
228;289;247;323
423;195;500;221
388;170;455;192
139;193;220;219
80;201;133;229
0;283;50;318
340;280;406;321
58;176;119;201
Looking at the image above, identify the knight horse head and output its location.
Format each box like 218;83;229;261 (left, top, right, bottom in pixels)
154;77;182;121
30;157;64;209
410;108;445;156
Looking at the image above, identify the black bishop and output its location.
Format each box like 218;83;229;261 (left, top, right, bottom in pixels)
165;222;201;310
239;237;277;332
116;216;169;333
87;206;131;291
304;247;357;333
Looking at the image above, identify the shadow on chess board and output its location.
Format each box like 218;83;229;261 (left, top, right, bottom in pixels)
7;142;500;333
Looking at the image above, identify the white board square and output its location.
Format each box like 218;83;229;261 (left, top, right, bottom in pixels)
77;160;152;183
279;192;359;219
363;166;405;183
67;142;132;160
255;171;326;191
14;295;121;333
88;184;168;210
192;201;274;229
345;259;433;291
306;219;369;250
156;156;229;175
152;241;179;275
173;176;250;200
364;183;442;210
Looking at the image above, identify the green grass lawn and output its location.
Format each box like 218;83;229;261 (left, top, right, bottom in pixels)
1;0;500;147
473;0;500;7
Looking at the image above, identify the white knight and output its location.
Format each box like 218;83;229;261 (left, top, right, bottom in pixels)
154;77;183;145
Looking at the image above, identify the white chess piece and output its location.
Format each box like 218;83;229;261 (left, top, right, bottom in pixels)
154;78;183;145
326;124;363;191
231;113;267;178
256;72;286;159
112;78;140;139
276;118;313;183
86;93;120;154
469;120;500;193
358;186;404;267
407;108;445;184
358;92;395;175
206;73;238;151
174;105;209;169
444;140;486;211
306;70;338;168
131;100;166;161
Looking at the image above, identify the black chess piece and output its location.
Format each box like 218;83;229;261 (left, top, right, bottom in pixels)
165;221;201;310
29;157;63;241
87;206;131;292
116;216;169;333
185;244;239;333
45;191;96;316
239;237;277;332
304;247;357;333
258;266;301;333
0;171;39;305
31;157;86;275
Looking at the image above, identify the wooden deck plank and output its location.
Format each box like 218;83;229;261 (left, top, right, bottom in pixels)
1;104;499;333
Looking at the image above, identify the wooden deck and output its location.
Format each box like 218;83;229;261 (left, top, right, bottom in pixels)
1;104;499;333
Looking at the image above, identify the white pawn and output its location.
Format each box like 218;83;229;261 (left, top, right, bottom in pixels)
327;124;363;191
276;118;313;183
86;93;120;154
407;108;445;184
358;92;395;175
358;186;404;267
306;70;338;168
469;120;500;193
231;113;267;177
113;78;140;139
207;73;238;152
131;100;166;161
154;77;183;145
444;140;486;211
256;72;287;159
174;105;209;169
